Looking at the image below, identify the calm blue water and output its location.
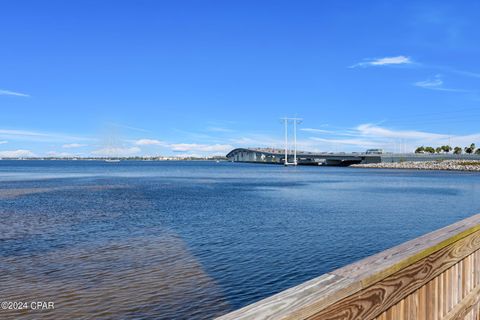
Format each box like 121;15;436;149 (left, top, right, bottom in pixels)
0;160;479;319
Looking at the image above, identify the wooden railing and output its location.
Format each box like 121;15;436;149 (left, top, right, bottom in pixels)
217;214;480;320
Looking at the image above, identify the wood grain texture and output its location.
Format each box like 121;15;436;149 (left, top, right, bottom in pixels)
443;283;480;320
217;214;480;320
339;250;480;320
309;231;480;320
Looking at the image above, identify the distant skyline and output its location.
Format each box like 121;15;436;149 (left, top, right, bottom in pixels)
1;1;480;157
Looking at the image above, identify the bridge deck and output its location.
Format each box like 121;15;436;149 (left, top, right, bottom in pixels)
226;148;480;166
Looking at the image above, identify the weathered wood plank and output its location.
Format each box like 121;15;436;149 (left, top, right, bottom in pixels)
309;230;480;320
443;270;448;316
216;273;355;320
418;285;426;320
333;214;480;288
426;280;433;320
398;299;405;320
439;270;444;318
407;292;417;320
443;282;480;320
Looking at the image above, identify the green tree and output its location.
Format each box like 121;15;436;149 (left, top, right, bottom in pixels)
435;147;442;153
424;146;435;154
454;146;462;155
476;149;480;155
441;145;452;153
415;146;425;153
465;143;476;154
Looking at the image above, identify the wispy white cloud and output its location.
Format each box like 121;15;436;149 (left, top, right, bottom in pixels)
172;128;224;143
414;74;470;92
0;140;7;145
450;133;480;147
228;133;324;152
350;55;412;68
0;149;35;158
0;128;91;142
172;153;205;158
356;123;448;140
229;137;259;146
304;123;480;152
352;55;480;79
309;137;382;147
62;143;87;148
414;75;443;89
229;134;284;148
134;139;165;146
301;128;358;136
0;89;29;97
47;151;74;157
431;65;480;79
206;126;234;133
0;129;49;137
350;55;479;96
134;139;231;154
448;69;480;79
300;128;334;134
106;122;149;133
92;146;141;157
170;143;233;153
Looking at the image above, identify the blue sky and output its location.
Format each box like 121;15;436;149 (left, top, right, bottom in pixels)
1;0;480;157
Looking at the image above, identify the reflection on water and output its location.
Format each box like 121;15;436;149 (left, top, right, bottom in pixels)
0;161;479;319
0;233;229;320
0;180;229;319
0;185;126;200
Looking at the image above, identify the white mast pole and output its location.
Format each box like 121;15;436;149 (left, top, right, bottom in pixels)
293;119;297;165
281;117;302;166
284;118;288;165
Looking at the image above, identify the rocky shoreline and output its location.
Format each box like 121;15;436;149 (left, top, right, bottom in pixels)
351;160;480;172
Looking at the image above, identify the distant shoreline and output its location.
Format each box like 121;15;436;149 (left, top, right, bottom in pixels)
351;160;480;172
0;158;228;162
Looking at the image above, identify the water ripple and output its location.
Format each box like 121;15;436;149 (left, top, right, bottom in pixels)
0;161;479;319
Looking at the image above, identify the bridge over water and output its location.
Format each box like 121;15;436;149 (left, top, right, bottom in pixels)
226;148;480;166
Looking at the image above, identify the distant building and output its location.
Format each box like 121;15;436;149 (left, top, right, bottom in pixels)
366;149;384;154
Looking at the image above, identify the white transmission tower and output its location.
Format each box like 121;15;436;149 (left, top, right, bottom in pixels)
281;117;303;166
